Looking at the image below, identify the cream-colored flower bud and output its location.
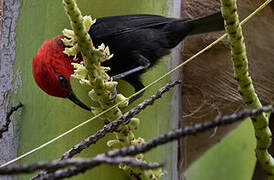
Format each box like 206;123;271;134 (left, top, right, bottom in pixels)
62;29;75;38
98;43;106;51
72;63;87;77
135;153;144;160
71;62;90;86
79;79;91;86
105;81;118;91
128;118;140;130
63;45;79;57
131;137;145;145
100;66;111;72
152;169;166;178
106;54;114;60
106;139;121;148
61;38;75;46
115;94;129;108
83;15;96;32
119;163;129;170
104;46;110;55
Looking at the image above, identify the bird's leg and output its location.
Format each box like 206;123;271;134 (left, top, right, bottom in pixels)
121;75;146;125
111;88;118;100
111;53;149;124
112;53;151;79
111;53;149;103
112;66;144;79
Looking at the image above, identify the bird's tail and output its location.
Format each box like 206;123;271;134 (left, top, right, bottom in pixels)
187;12;224;35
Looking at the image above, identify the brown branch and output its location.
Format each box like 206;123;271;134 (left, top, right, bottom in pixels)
36;106;273;180
106;106;274;158
0;155;161;176
31;80;181;179
2;105;273;179
0;102;23;138
61;80;181;160
38;156;162;180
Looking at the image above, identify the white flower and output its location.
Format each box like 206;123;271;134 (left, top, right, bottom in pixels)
71;62;90;86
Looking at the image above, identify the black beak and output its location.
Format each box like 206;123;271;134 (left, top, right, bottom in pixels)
67;89;91;111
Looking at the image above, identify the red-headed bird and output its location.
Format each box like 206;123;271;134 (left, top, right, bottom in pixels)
33;36;91;110
32;12;224;110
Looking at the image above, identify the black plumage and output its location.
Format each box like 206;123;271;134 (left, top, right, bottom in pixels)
88;12;224;97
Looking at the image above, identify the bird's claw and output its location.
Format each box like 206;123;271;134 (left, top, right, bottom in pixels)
112;88;118;101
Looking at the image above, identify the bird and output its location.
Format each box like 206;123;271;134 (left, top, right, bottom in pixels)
32;11;224;110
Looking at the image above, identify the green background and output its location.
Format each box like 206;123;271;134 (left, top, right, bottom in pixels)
12;0;177;179
185;120;256;180
10;0;257;179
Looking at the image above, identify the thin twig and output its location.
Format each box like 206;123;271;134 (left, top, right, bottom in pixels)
0;155;161;175
31;80;181;179
0;102;23;138
34;106;274;180
106;106;274;157
61;80;181;160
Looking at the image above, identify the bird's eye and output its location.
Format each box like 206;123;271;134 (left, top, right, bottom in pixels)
57;76;69;89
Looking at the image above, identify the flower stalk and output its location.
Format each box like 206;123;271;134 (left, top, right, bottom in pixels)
62;0;163;179
219;0;274;178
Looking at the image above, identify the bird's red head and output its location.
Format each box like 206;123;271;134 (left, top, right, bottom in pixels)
33;36;90;111
33;36;73;98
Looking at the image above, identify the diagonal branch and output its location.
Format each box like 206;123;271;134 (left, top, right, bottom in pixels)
32;106;274;180
0;102;23;138
31;80;181;179
106;106;274;158
61;80;182;160
0;155;161;175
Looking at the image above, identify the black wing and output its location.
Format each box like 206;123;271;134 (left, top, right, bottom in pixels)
89;14;173;39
